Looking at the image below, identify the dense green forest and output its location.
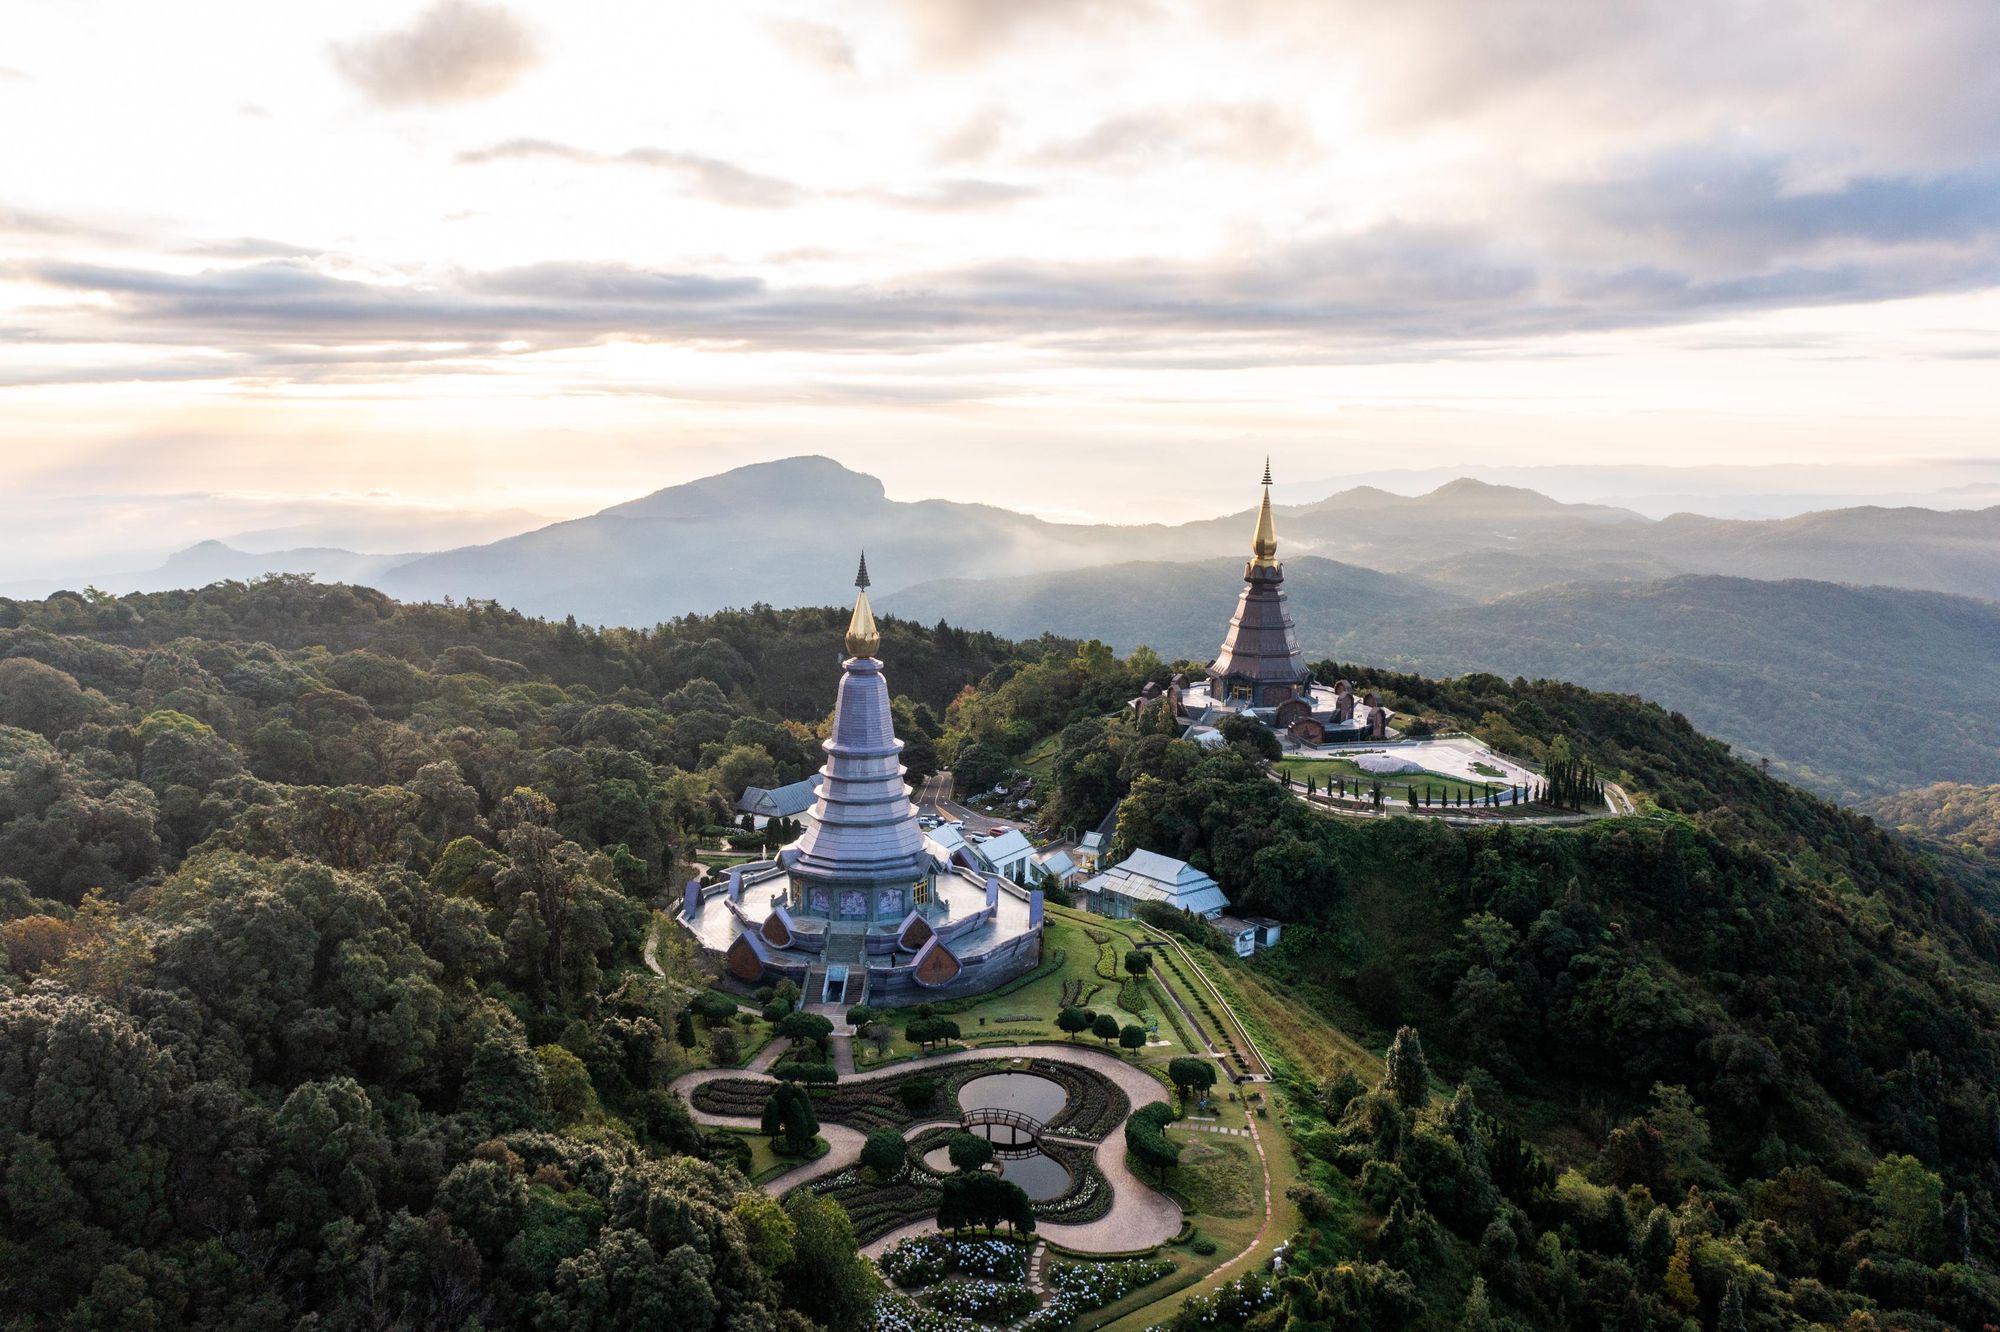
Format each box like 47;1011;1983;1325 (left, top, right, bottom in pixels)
5;576;1999;1331
0;578;1048;1331
1036;665;2000;1329
1867;782;2000;859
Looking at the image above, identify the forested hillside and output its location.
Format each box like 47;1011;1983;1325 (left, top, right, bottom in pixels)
1033;666;2000;1329
1351;576;2000;803
5;577;2000;1330
0;578;1041;1330
1867;782;2000;858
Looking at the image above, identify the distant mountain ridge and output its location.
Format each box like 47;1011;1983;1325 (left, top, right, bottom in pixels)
1349;575;2000;803
54;455;2000;620
880;555;1466;657
372;456;1996;618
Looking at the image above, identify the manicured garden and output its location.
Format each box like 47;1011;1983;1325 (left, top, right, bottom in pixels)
855;914;1205;1070
871;1234;1176;1332
690;1056;1128;1138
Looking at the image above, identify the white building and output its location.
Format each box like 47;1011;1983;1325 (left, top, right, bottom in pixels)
928;821;970;861
1033;847;1079;886
1212;913;1283;957
971;827;1037;883
1079;849;1230;920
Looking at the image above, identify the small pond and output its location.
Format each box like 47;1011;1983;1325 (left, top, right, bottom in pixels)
922;1145;1072;1202
955;1072;1067;1124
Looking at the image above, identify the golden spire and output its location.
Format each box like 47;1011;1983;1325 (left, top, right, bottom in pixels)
844;551;881;658
1251;458;1278;567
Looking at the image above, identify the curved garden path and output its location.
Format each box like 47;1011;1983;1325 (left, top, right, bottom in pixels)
668;1042;1184;1255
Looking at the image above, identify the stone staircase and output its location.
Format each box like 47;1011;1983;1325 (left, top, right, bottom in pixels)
822;930;867;964
819;930;867;1005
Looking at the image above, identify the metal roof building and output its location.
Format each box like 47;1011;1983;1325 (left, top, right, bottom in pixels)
737;775;822;821
1079;848;1231;920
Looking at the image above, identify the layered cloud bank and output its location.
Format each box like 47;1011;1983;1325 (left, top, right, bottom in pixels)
3;0;1999;541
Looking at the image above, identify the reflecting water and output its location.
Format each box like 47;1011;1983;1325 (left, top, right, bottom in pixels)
922;1146;1072;1201
956;1073;1067;1123
997;1150;1070;1200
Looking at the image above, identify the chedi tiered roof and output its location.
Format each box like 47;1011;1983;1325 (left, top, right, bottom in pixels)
787;553;932;891
1206;460;1310;708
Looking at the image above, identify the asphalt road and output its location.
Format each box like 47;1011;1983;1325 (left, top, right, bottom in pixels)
915;769;1028;836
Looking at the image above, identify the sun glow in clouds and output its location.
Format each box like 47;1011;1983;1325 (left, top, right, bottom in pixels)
3;0;2000;567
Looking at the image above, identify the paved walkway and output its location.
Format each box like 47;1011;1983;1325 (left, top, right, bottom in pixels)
668;1043;1183;1255
806;1001;858;1076
746;1038;793;1073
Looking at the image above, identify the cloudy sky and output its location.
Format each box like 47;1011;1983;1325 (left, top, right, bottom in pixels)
4;0;2000;570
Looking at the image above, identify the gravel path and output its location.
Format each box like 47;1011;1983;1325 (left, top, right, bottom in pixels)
669;1043;1184;1253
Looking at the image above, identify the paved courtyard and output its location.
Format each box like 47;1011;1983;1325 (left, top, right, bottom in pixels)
1289;734;1538;787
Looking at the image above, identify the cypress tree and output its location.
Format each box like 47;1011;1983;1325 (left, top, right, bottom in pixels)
1458;1277;1495;1332
1944;1191;1972;1263
1382;1026;1431;1109
1717;1282;1747;1332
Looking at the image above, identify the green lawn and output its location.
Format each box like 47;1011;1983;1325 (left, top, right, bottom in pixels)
684;1013;777;1070
861;913;1201;1075
1092;1108;1298;1332
1167;1133;1258;1218
1275;756;1501;804
724;1129;831;1184
1018;734;1061;778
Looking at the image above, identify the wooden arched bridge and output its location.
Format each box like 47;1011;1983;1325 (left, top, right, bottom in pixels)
959;1106;1046;1158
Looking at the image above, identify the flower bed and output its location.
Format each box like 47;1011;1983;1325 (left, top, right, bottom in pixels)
1017;1257;1177;1332
873;1295;983;1332
1031;1148;1111;1225
1152;947;1248;1073
697;1057;1128;1141
694;1061;1021;1131
880;1235;1029;1288
1027;1059;1128;1140
922;1280;1040;1322
808;1166;942;1243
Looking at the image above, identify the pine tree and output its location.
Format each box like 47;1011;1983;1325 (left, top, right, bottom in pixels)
1717;1281;1747;1332
1382;1026;1431;1109
1458;1276;1495;1332
1944;1191;1972;1263
1637;1206;1674;1278
1663;1236;1698;1313
1446;1085;1483;1162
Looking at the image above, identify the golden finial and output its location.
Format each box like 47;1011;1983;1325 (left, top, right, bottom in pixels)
845;552;881;657
1251;461;1278;567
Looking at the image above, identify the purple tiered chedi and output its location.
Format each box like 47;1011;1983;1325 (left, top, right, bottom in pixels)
788;556;932;920
674;554;1044;1004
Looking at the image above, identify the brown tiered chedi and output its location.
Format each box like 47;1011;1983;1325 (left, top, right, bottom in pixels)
1205;461;1311;709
